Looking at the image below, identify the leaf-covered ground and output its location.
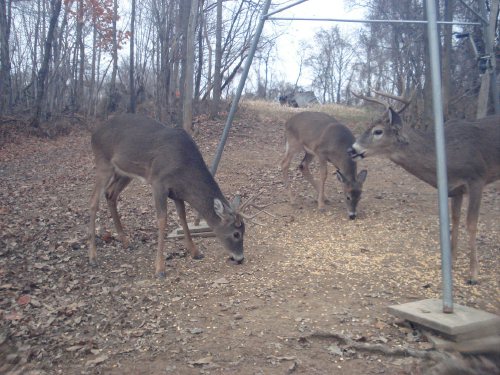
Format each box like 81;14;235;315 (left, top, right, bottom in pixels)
1;102;499;374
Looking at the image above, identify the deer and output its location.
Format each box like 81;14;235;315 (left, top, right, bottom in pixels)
89;113;257;277
348;89;500;284
280;111;368;219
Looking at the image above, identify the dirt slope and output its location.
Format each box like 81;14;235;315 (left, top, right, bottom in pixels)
1;102;499;374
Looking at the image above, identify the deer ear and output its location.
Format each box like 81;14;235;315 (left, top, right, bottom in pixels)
214;198;226;220
336;170;347;183
357;169;368;183
388;108;408;143
388;107;402;128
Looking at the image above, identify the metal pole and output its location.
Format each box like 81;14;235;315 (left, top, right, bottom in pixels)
209;0;273;175
268;17;480;26
265;0;309;18
425;0;454;313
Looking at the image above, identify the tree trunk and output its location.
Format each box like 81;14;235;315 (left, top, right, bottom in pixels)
421;0;434;128
0;0;12;115
476;0;499;118
108;0;119;114
129;0;136;113
441;0;453;120
182;0;199;135
194;0;204;102
211;0;222;118
31;0;62;128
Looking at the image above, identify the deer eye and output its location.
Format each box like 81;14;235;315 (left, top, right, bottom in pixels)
373;129;383;136
346;195;352;201
233;231;241;240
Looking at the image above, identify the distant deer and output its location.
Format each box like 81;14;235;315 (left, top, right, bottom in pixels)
349;90;500;284
89;113;256;277
280;111;368;219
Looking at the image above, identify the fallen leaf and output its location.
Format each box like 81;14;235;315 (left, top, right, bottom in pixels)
17;295;31;306
4;311;23;321
189;356;213;366
85;355;108;367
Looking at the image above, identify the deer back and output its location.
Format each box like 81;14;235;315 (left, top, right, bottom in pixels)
285;111;357;178
353;109;500;190
92;114;222;199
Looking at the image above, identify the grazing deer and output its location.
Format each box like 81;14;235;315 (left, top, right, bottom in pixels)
348;90;500;284
89;113;251;277
280;111;368;219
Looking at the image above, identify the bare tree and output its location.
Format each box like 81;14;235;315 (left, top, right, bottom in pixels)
129;0;136;113
107;0;119;113
0;0;12;115
182;0;199;134
306;26;356;103
211;0;222;117
31;0;62;128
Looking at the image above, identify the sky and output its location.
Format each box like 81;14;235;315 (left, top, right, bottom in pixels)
263;0;367;90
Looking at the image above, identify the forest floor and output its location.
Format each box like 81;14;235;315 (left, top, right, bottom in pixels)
1;101;499;375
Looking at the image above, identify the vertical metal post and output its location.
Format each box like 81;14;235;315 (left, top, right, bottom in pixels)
209;0;273;175
425;0;453;313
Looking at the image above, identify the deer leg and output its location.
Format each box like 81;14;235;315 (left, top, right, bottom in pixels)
464;183;484;285
316;159;328;211
299;153;320;192
105;175;132;248
174;199;203;260
280;143;296;204
450;194;463;264
89;167;114;266
153;187;168;278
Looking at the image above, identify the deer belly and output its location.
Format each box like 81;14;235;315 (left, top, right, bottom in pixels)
303;145;318;157
112;162;149;184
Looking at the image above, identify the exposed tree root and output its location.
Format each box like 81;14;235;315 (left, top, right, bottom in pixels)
305;331;447;361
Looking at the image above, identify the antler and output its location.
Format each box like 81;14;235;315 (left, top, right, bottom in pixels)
351;90;390;110
234;192;276;226
352;84;416;114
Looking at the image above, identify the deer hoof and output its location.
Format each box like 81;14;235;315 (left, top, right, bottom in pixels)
229;256;244;265
156;271;166;279
193;253;205;260
466;278;478;286
89;259;98;267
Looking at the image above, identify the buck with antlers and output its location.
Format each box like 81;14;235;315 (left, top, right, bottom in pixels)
280;111;368;219
348;89;500;284
89;113;258;277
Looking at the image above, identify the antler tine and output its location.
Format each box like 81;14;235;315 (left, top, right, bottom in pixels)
238;209;275;226
351;90;390;110
369;86;417;114
237;191;263;212
235;191;276;225
370;87;410;105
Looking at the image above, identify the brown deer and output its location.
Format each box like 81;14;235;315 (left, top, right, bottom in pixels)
348;90;500;284
89;113;252;277
280;111;368;219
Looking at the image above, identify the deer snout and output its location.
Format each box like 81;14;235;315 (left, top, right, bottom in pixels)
347;145;365;160
349;212;356;220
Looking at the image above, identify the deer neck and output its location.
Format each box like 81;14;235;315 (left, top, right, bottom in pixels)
389;129;439;188
181;174;227;228
339;158;357;181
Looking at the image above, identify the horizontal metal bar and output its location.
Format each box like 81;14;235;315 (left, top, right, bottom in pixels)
267;16;481;26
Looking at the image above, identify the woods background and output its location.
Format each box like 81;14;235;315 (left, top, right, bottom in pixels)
0;0;498;136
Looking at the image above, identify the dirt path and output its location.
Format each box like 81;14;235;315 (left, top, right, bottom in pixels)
1;103;499;374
